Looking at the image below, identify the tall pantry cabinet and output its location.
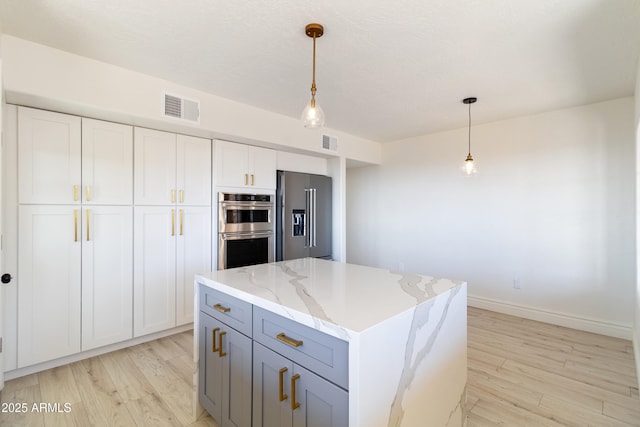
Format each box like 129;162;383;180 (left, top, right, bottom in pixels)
17;107;134;367
133;128;211;336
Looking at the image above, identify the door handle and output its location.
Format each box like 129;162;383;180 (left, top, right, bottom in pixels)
218;331;227;357
171;209;175;236
86;209;91;241
278;367;288;401
74;210;79;242
291;374;301;410
212;327;220;353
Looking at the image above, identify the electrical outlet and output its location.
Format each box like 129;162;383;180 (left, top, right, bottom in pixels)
513;278;521;290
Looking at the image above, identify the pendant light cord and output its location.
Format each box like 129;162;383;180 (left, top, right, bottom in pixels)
468;102;472;155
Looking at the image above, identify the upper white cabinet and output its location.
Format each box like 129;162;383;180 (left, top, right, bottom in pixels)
81;118;133;205
18;107;81;204
135;128;211;205
214;140;276;190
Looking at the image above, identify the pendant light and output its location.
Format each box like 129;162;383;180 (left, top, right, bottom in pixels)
301;23;325;128
462;97;478;176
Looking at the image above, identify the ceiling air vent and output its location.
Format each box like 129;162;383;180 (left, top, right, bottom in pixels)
322;134;338;152
163;92;200;123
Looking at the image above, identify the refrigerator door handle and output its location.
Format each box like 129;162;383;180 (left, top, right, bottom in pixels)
305;189;311;248
311;188;317;248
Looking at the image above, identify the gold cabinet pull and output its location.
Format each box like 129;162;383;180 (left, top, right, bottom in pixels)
218;331;227;357
251;174;255;186
277;333;303;348
179;209;183;236
73;185;79;201
291;374;301;410
86;209;91;241
214;303;230;313
74;210;79;242
86;185;91;201
244;173;249;185
212;327;220;353
179;189;184;204
279;367;288;402
171;209;175;236
171;189;176;203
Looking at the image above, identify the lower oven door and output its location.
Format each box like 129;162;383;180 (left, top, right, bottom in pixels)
218;231;274;270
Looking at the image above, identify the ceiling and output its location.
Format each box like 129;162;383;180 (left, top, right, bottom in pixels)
1;0;639;143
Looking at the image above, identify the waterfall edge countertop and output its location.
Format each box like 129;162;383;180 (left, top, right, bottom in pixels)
195;257;464;340
195;258;468;427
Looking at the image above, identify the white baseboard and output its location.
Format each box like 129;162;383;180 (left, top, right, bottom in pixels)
468;295;632;340
4;324;194;381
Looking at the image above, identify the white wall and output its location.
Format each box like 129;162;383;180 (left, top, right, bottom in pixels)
634;56;640;390
0;35;381;166
348;98;636;337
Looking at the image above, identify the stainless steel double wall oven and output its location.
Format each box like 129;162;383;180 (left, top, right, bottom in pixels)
217;193;274;269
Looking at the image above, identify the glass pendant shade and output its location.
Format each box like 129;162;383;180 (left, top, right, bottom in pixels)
463;154;477;176
301;96;325;128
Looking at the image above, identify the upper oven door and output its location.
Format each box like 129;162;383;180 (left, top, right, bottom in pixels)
219;201;274;233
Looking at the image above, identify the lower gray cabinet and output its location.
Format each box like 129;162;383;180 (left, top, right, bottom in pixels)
199;311;252;427
253;342;348;427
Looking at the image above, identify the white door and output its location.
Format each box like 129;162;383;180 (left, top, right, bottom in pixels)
133;206;176;336
82;206;133;350
18;205;81;367
214;140;248;188
82;118;133;205
177;135;211;206
134;128;176;205
249;146;277;190
176;206;211;325
18;107;81;204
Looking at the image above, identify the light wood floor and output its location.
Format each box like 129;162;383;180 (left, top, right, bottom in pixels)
1;308;638;426
467;307;640;426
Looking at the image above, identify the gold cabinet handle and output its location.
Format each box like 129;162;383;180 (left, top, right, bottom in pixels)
73;185;79;201
277;333;303;348
86;185;91;201
86;209;91;241
179;189;184;204
279;367;288;402
74;210;79;242
291;374;301;410
251;174;255;186
214;303;230;313
171;209;175;236
179;209;183;236
212;327;220;353
171;189;176;203
218;331;227;357
244;173;249;185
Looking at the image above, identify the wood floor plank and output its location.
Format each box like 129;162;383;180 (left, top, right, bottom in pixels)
1;308;638;426
98;349;156;402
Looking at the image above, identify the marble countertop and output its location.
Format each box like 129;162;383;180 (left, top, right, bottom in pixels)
195;258;464;340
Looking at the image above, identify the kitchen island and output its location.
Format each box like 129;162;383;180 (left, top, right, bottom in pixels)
194;258;467;427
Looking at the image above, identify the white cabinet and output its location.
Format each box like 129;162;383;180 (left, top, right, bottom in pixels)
17;205;81;367
18;108;133;205
81;118;133;205
214;140;276;190
133;207;177;336
16;109;135;367
18;107;81;204
81;206;133;350
133;205;212;335
135;128;211;205
133;129;212;335
176;206;212;325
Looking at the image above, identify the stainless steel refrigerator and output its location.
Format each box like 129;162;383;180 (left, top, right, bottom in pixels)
276;170;332;261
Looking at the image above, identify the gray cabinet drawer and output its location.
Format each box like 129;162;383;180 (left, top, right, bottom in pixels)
253;306;348;390
199;284;252;337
